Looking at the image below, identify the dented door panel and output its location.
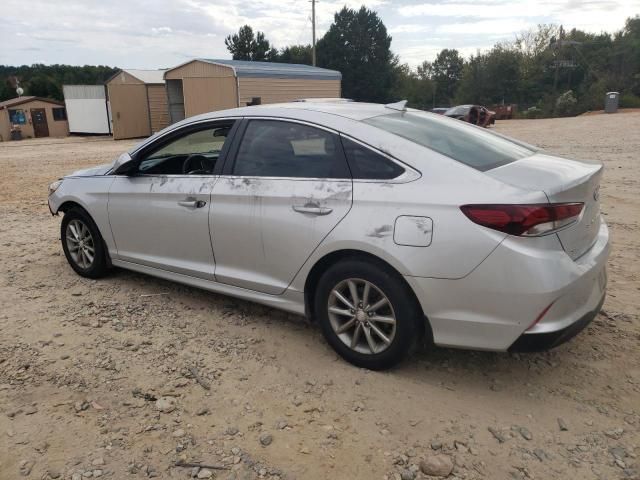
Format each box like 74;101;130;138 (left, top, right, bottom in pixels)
210;176;352;294
108;175;217;279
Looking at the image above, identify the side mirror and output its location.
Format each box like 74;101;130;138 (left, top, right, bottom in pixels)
112;152;137;175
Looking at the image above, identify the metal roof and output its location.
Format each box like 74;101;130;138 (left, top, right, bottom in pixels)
0;96;65;109
123;69;167;84
186;59;341;80
109;69;167;84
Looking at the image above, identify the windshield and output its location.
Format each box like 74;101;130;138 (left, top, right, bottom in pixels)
364;112;534;171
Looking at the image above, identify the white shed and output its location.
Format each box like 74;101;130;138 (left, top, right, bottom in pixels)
63;85;111;135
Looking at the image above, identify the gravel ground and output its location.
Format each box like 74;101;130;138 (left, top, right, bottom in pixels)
0;113;639;480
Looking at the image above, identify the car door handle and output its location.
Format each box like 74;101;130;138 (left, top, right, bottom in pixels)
178;200;207;208
292;205;333;215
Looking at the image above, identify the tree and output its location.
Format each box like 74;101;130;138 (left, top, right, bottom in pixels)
225;25;276;61
431;49;464;106
391;63;435;110
416;60;433;80
0;64;118;102
275;45;313;64
316;6;396;102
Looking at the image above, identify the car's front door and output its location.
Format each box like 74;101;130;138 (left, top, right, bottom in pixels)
108;121;236;279
210;119;353;294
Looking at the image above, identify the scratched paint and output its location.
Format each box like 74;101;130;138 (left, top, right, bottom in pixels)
412;217;433;235
367;224;393;238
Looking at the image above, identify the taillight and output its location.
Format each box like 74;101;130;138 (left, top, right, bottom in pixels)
460;203;584;236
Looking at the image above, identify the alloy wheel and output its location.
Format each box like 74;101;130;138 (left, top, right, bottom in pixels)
327;278;397;355
65;219;95;269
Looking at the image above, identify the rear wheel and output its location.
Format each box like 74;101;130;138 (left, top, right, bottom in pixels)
314;259;422;370
61;208;108;278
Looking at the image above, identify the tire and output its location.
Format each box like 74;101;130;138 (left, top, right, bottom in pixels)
61;207;108;279
314;258;422;370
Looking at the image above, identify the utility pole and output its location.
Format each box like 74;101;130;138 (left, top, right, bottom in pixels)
552;25;563;98
312;0;316;66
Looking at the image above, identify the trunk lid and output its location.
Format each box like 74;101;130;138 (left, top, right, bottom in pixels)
487;153;603;259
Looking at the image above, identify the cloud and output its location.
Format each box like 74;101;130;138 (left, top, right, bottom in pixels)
397;2;550;19
0;0;636;68
437;19;536;35
151;27;173;36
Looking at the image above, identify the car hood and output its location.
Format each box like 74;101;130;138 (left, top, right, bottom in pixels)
66;163;112;177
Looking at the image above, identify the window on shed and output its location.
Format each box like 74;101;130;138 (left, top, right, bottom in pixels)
52;107;67;121
340;137;405;180
8;109;26;125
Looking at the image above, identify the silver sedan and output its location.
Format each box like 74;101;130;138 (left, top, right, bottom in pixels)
48;101;609;370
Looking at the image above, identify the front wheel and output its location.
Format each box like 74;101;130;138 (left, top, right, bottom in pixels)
314;259;422;370
61;208;108;278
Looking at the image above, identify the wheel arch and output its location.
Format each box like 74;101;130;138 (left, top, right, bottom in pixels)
57;200;87;214
303;249;432;343
58;201;113;268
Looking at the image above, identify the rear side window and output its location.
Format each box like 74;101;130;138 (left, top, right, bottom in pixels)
341;137;404;180
364;112;534;171
233;120;350;178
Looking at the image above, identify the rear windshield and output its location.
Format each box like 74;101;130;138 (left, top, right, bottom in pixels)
364;112;534;171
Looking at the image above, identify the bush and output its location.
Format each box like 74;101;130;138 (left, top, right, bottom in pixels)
555;90;578;117
620;93;640;108
521;106;544;118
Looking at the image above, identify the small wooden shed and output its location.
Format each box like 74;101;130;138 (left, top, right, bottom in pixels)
0;96;69;141
164;59;342;122
106;69;170;140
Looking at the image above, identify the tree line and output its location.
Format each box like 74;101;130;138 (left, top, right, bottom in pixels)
0;64;118;103
2;7;638;117
226;8;640;116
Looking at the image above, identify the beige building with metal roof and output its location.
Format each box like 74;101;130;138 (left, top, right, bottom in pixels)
106;69;170;140
164;59;342;123
0;96;69;141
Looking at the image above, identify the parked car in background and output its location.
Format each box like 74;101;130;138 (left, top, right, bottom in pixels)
48;101;608;370
430;107;449;115
445;104;496;127
492;104;517;120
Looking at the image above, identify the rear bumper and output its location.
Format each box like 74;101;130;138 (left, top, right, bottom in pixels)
508;292;605;352
405;220;610;351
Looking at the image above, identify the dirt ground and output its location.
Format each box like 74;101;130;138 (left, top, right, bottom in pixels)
0;113;639;480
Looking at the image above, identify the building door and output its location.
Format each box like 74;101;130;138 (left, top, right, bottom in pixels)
108;84;151;140
166;79;185;124
30;109;49;137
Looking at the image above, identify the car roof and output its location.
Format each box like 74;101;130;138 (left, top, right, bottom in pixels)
195;101;401;122
130;101;432;160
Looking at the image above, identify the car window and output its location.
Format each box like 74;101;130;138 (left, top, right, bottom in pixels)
341;137;404;180
233;120;350;178
137;124;234;175
364;112;534;171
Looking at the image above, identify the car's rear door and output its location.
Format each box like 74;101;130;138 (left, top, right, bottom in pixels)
108;120;237;279
210;118;353;294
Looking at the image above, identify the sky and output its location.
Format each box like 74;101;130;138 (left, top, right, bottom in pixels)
1;0;638;69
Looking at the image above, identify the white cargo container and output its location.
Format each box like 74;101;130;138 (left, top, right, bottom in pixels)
63;85;111;135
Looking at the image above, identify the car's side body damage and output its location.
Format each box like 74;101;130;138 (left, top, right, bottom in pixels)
49;102;609;356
